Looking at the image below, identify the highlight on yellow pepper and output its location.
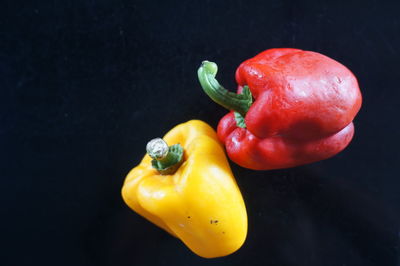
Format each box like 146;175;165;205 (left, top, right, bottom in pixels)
121;120;248;258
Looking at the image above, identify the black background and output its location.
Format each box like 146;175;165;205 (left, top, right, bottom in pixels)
2;0;400;266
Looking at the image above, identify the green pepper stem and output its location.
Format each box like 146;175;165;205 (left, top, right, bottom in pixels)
197;61;253;117
146;138;183;175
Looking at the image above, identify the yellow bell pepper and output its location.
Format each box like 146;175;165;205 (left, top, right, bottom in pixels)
121;120;247;258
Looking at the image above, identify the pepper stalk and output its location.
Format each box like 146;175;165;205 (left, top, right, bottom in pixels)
197;61;253;127
146;138;183;175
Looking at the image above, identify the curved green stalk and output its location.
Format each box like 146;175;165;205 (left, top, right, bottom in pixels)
197;61;253;117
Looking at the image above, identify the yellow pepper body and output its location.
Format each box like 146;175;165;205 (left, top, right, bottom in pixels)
121;120;247;258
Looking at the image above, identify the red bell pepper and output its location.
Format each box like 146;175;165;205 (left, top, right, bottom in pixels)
198;48;362;170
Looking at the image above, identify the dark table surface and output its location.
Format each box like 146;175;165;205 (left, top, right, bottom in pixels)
2;1;400;265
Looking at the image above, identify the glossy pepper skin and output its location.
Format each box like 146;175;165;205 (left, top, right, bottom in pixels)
201;48;362;170
121;120;247;258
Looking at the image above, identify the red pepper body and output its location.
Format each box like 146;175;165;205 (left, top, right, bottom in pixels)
217;48;362;170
